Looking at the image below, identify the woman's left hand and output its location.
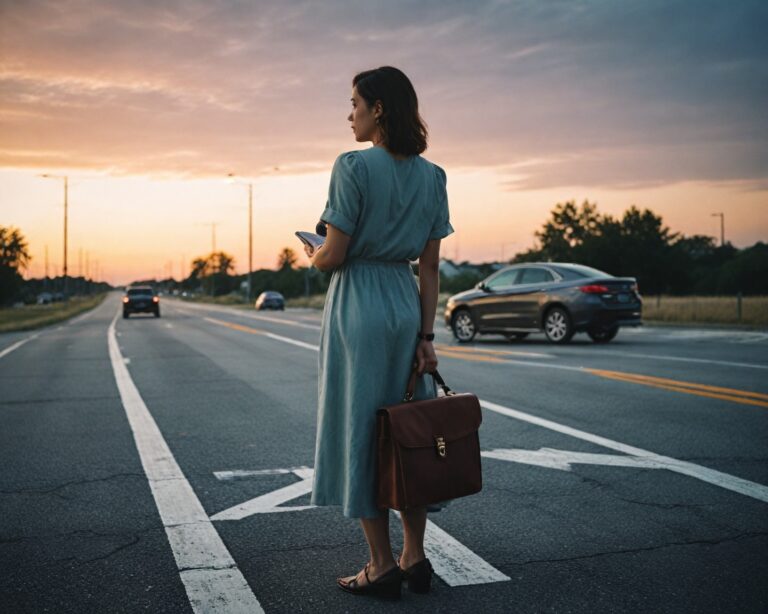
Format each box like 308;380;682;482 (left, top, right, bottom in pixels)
415;339;438;376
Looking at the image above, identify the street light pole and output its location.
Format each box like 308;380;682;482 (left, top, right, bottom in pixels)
248;183;253;303
711;212;725;246
227;174;253;302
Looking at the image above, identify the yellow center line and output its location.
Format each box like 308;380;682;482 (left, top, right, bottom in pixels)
587;368;768;401
206;316;768;409
434;343;551;358
437;349;507;365
205;316;267;336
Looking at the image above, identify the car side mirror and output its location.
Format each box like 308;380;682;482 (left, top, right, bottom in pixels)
477;281;490;292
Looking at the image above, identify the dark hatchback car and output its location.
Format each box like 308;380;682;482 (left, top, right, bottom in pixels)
445;263;642;344
123;286;160;318
255;291;285;311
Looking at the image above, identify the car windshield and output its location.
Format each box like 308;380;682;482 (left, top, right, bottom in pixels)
128;288;153;296
554;265;611;279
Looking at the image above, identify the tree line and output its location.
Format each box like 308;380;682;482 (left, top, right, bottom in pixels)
510;201;767;295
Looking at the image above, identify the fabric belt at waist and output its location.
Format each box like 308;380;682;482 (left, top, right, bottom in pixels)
347;258;411;267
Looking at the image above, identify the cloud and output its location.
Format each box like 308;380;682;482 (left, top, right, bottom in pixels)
0;0;766;188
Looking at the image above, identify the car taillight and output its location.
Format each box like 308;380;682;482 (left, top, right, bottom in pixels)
152;297;159;302
579;284;609;294
122;297;129;303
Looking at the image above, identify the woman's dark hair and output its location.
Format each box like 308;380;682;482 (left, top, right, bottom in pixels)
352;66;428;156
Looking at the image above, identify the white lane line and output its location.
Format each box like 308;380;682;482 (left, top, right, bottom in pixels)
211;467;510;586
393;511;510;586
67;308;97;325
241;328;768;505
168;299;322;330
0;333;40;360
575;350;768;371
107;310;264;613
264;332;320;351
480;399;768;504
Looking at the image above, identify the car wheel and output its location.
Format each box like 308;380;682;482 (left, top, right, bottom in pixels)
452;309;477;343
588;326;618;343
154;310;161;318
544;307;574;344
505;333;529;342
123;312;129;319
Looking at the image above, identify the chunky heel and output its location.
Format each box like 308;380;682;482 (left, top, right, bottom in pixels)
338;563;402;599
402;558;433;594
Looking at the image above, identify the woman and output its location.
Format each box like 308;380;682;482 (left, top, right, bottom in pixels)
305;66;454;599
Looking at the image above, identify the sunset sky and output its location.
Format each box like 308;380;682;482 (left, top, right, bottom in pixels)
1;0;767;285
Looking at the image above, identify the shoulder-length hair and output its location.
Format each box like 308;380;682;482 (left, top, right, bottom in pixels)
353;66;428;156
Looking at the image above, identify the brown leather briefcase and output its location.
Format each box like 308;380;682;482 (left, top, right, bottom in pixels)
376;368;483;511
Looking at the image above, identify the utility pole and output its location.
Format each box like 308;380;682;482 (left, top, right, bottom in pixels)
711;212;725;246
203;222;218;253
44;245;49;279
40;174;69;295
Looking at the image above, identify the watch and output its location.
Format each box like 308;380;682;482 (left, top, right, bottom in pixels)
417;331;435;341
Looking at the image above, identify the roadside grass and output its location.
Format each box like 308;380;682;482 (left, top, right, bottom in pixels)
644;295;768;326
0;293;108;333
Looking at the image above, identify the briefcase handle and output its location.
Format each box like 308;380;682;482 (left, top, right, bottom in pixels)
404;363;454;401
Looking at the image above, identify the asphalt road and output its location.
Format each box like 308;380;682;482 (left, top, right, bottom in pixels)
1;292;766;613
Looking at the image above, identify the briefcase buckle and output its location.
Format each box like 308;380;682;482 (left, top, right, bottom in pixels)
435;436;446;458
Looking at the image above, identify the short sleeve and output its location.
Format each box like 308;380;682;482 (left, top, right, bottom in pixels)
320;152;366;236
429;164;455;240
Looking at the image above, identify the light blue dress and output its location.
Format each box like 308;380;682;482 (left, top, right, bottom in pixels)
310;146;455;518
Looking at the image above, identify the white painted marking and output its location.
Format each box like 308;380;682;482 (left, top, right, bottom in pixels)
264;332;320;351
482;447;686;471
68;308;97;325
0;333;40;360
215;467;309;479
583;350;768;371
123;357;131;365
201;317;320;351
171;299;321;330
107;310;264;613
480;400;768;504
445;346;553;359
212;467;509;586
210;468;315;519
394;511;510;587
165;323;173;328
226;327;768;505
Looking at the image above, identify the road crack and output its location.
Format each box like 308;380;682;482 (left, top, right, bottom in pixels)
510;531;768;566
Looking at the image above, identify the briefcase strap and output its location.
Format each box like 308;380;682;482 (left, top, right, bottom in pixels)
403;364;455;401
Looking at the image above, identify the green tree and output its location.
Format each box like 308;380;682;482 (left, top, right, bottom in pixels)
0;226;31;305
277;247;298;270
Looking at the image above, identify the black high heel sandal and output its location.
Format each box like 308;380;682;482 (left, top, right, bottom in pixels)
398;557;434;593
337;562;402;599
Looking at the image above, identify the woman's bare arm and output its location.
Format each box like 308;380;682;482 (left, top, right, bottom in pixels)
416;238;441;375
307;224;351;272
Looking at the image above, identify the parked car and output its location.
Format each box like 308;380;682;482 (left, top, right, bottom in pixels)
445;263;642;344
123;286;160;318
255;291;285;311
36;292;53;305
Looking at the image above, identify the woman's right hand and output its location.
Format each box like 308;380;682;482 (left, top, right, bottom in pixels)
415;339;438;376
